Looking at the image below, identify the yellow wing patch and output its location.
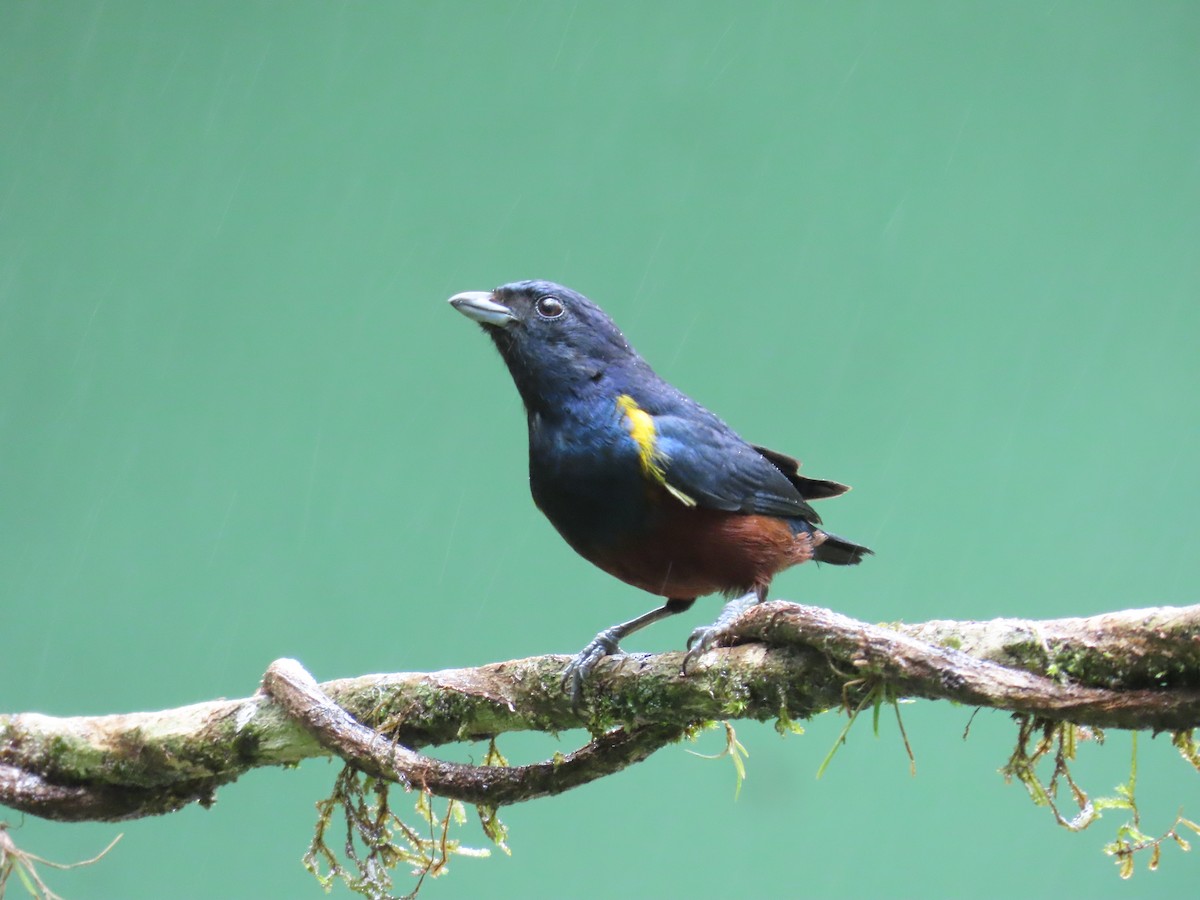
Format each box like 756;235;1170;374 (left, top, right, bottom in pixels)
616;394;697;506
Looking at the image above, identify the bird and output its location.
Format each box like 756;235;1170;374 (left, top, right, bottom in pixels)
448;280;871;698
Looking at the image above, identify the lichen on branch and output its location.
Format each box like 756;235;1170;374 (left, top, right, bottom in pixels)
1;602;1198;825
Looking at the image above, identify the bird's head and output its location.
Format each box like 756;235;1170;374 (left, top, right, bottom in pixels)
449;280;643;413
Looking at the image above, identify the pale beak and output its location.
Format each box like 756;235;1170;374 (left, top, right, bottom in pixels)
448;291;518;327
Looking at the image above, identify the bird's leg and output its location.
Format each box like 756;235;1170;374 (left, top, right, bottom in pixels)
682;584;768;673
563;597;696;705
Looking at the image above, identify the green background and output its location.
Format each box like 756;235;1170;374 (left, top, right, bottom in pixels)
3;2;1198;898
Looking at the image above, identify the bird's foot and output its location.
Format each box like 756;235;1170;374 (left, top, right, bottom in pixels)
682;624;725;673
682;590;760;674
561;628;626;708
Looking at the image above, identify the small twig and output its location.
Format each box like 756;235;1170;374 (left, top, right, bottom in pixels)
0;825;122;900
892;693;916;776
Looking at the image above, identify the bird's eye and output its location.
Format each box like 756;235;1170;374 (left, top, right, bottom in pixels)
535;295;565;319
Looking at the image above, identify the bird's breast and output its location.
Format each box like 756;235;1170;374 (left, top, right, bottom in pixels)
526;411;658;550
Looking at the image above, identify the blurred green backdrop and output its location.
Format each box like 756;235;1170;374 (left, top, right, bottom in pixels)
3;2;1198;898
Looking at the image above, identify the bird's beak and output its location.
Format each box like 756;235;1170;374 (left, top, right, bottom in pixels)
448;291;518;327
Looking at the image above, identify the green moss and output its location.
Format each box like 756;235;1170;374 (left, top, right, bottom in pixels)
44;734;110;782
997;639;1052;673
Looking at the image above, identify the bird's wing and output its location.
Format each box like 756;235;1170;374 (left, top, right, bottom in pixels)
751;445;851;501
616;393;820;521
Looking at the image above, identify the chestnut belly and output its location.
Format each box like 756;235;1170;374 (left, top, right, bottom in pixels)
588;506;819;599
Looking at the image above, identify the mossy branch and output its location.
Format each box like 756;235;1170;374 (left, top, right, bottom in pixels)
2;601;1199;824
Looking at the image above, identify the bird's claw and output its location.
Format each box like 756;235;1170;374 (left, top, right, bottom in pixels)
682;623;729;674
681;589;761;674
561;630;624;708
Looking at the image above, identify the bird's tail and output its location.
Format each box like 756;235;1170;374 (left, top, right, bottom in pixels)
813;530;873;566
